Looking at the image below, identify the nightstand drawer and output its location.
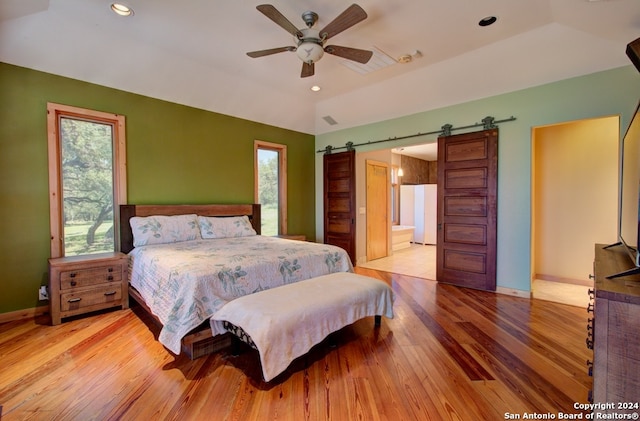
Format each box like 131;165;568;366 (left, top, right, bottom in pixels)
49;252;129;325
59;265;123;289
60;284;123;312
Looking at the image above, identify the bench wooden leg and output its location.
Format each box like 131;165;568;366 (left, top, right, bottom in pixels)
374;315;381;327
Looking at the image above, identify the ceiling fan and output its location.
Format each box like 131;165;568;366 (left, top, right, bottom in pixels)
246;4;373;78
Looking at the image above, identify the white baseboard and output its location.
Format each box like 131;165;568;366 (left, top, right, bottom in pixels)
496;286;531;299
533;273;594;287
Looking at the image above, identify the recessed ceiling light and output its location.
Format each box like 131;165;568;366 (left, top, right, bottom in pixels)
111;3;134;17
478;16;497;27
311;85;321;92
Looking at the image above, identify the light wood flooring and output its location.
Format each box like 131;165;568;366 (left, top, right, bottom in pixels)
0;267;592;420
358;244;436;280
360;244;592;308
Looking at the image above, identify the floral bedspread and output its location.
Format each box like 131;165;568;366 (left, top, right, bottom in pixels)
128;236;353;354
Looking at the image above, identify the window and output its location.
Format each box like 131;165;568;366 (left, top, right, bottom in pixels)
47;103;127;258
254;140;287;236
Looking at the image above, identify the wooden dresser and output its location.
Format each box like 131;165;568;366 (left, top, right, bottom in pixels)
49;252;128;325
591;244;640;415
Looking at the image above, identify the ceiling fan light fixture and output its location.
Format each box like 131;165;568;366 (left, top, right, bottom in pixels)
247;4;370;77
296;42;324;64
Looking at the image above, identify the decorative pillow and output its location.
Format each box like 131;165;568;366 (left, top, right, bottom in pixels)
130;214;200;247
198;215;257;239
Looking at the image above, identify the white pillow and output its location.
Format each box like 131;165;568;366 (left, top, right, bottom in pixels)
130;214;200;247
198;215;257;239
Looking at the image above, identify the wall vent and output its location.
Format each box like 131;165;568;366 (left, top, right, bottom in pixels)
322;115;338;125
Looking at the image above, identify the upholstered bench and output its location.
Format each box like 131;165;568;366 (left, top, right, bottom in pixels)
211;272;395;381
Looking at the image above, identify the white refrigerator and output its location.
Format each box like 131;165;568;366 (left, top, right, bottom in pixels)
400;184;437;245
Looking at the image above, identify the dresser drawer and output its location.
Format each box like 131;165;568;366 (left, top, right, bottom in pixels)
59;264;123;289
60;284;124;312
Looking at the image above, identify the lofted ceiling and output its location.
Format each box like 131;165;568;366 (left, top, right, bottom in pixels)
1;0;639;135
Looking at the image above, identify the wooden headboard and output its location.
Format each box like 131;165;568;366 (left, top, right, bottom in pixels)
119;204;261;254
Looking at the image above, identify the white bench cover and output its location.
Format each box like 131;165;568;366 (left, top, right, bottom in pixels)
211;272;395;381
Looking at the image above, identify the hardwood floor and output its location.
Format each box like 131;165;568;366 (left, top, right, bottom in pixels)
0;268;592;420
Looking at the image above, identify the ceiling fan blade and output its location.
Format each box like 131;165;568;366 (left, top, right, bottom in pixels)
324;45;373;64
319;4;368;41
256;4;303;38
301;62;315;78
247;46;295;58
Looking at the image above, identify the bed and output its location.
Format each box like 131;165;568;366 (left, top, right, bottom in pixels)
119;204;354;358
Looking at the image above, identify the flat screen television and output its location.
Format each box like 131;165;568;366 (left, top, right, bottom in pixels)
606;100;640;278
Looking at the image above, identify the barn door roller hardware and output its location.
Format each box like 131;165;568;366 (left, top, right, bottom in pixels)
317;115;516;154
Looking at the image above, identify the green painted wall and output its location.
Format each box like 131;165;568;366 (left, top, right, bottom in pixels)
0;62;315;314
316;65;640;293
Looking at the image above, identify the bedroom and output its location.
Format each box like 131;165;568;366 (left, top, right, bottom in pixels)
1;0;640;418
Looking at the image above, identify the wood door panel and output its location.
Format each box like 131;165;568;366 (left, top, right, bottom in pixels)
324;234;353;253
327;197;351;213
445;168;488;189
437;129;498;291
444;138;488;161
327;179;350;192
444;197;487;216
327;218;351;234
443;223;487;245
444;250;486;273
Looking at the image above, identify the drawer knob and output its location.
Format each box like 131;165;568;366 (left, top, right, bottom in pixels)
70;281;77;287
108;267;113;273
586;338;593;350
68;298;81;303
70;273;76;278
107;275;113;281
587;303;594;313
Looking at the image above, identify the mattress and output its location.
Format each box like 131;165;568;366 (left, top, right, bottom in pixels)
128;236;353;354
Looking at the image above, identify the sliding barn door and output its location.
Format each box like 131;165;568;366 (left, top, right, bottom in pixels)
324;150;356;264
437;129;498;291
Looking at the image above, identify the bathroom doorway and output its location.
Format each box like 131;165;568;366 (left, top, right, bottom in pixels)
531;116;619;306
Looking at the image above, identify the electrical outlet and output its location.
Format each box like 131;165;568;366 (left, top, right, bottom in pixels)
38;286;49;301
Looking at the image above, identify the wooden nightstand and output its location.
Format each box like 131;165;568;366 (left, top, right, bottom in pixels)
48;252;129;325
276;234;306;241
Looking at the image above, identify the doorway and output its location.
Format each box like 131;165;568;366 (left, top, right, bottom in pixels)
531;116;618;306
358;143;437;272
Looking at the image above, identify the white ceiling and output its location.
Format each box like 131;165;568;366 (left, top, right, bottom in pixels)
393;143;438;161
1;0;639;135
